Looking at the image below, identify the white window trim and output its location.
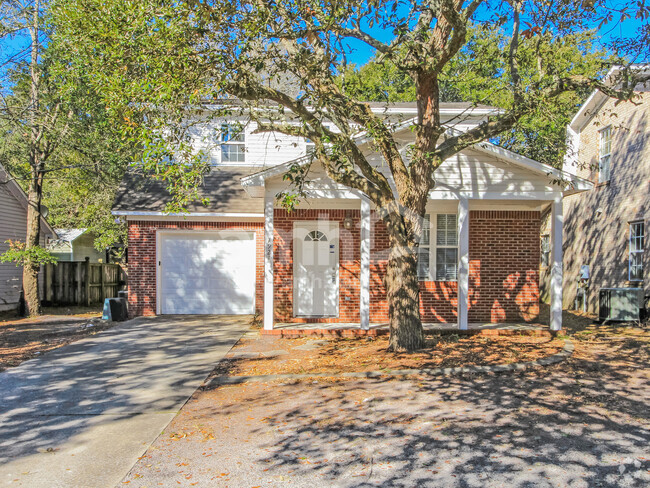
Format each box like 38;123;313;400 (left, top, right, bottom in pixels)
418;213;458;282
628;220;644;282
218;122;246;164
598;125;612;183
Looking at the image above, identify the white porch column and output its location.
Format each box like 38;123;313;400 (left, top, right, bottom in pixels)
457;196;470;330
550;195;564;331
360;197;371;330
263;192;274;330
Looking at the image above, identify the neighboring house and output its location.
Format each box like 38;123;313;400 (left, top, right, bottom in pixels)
112;102;592;331
49;228;105;262
550;66;650;314
0;163;57;312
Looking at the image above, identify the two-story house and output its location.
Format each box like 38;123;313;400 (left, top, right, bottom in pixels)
112;101;592;332
556;66;649;314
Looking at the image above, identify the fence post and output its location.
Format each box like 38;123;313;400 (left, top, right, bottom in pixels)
75;261;82;304
43;263;49;304
84;257;91;306
100;263;106;303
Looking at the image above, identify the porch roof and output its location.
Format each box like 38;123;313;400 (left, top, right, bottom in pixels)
240;125;593;199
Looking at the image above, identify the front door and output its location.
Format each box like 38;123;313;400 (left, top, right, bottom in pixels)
293;221;339;317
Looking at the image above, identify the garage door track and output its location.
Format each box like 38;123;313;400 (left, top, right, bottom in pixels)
0;315;250;488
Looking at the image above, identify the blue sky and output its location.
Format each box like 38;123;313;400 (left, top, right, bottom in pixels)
1;5;647;76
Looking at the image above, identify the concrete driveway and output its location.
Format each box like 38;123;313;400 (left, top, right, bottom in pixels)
0;315;250;488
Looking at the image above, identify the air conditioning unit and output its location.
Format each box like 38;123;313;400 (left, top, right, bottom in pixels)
599;288;645;322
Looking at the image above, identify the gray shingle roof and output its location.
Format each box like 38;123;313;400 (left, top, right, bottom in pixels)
112;166;263;214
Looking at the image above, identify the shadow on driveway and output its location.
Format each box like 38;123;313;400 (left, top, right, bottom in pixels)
0;314;250;487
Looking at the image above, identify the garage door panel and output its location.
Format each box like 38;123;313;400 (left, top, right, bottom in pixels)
159;232;256;315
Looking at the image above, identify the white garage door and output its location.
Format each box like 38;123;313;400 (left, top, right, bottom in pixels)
159;231;256;314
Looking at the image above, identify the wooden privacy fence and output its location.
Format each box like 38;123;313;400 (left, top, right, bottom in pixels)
43;258;127;306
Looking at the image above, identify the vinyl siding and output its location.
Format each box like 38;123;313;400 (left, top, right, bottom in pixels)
0;183;28;311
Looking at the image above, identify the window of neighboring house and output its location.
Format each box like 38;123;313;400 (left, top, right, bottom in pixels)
541;235;550;267
598;126;612;183
219;123;245;163
417;213;458;281
629;221;644;282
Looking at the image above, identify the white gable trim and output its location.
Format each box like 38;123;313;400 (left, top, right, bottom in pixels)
569;64;650;133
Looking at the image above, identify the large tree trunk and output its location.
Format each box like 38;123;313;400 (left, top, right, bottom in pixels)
22;166;43;316
384;210;425;352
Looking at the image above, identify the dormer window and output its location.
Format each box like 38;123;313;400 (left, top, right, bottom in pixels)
598;126;611;183
220;123;245;163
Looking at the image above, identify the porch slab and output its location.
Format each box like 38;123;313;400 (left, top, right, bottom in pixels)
262;322;549;337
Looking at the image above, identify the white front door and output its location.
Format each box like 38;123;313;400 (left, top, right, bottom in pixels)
293;222;339;317
158;231;256;314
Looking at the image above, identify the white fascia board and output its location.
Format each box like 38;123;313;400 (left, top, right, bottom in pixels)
429;190;564;201
112;210;264;218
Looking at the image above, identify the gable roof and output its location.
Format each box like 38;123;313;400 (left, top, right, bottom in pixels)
53;228;88;243
0;163;56;236
241;125;593;195
112;166;264;215
569;64;650;132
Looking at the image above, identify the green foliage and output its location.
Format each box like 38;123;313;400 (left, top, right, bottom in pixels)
340;26;616;167
0;31;141;252
0;240;58;267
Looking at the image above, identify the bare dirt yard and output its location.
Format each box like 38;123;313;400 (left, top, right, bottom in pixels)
121;310;650;487
0;307;111;371
213;332;565;376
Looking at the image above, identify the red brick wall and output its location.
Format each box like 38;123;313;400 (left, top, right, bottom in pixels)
468;211;540;322
126;220;264;317
273;209;361;323
273;209;540;324
127;210;539;324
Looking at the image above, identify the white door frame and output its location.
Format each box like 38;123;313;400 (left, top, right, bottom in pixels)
292;221;340;318
155;229;257;315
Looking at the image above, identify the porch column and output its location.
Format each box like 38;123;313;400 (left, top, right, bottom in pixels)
550;195;563;331
457;196;470;330
360;196;371;330
263;192;274;330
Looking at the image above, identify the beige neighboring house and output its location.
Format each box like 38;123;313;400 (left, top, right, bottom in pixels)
0;163;57;312
544;65;649;314
48;229;105;263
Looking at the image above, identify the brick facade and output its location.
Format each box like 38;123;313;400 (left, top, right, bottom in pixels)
127;220;264;317
127;210;540;323
273;208;540;324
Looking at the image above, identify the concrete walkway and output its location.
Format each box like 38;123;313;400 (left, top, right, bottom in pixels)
0;315;250;488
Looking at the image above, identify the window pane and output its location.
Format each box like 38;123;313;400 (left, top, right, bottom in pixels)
222;144;245;162
421;215;430;246
436;214;457;246
436;248;458;281
220;123;245;143
630;254;643;281
599;155;610;182
417;247;430;279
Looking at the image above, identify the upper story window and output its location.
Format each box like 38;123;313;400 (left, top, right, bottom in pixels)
417;213;458;281
219;123;245;163
629;221;644;282
598;126;611;183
